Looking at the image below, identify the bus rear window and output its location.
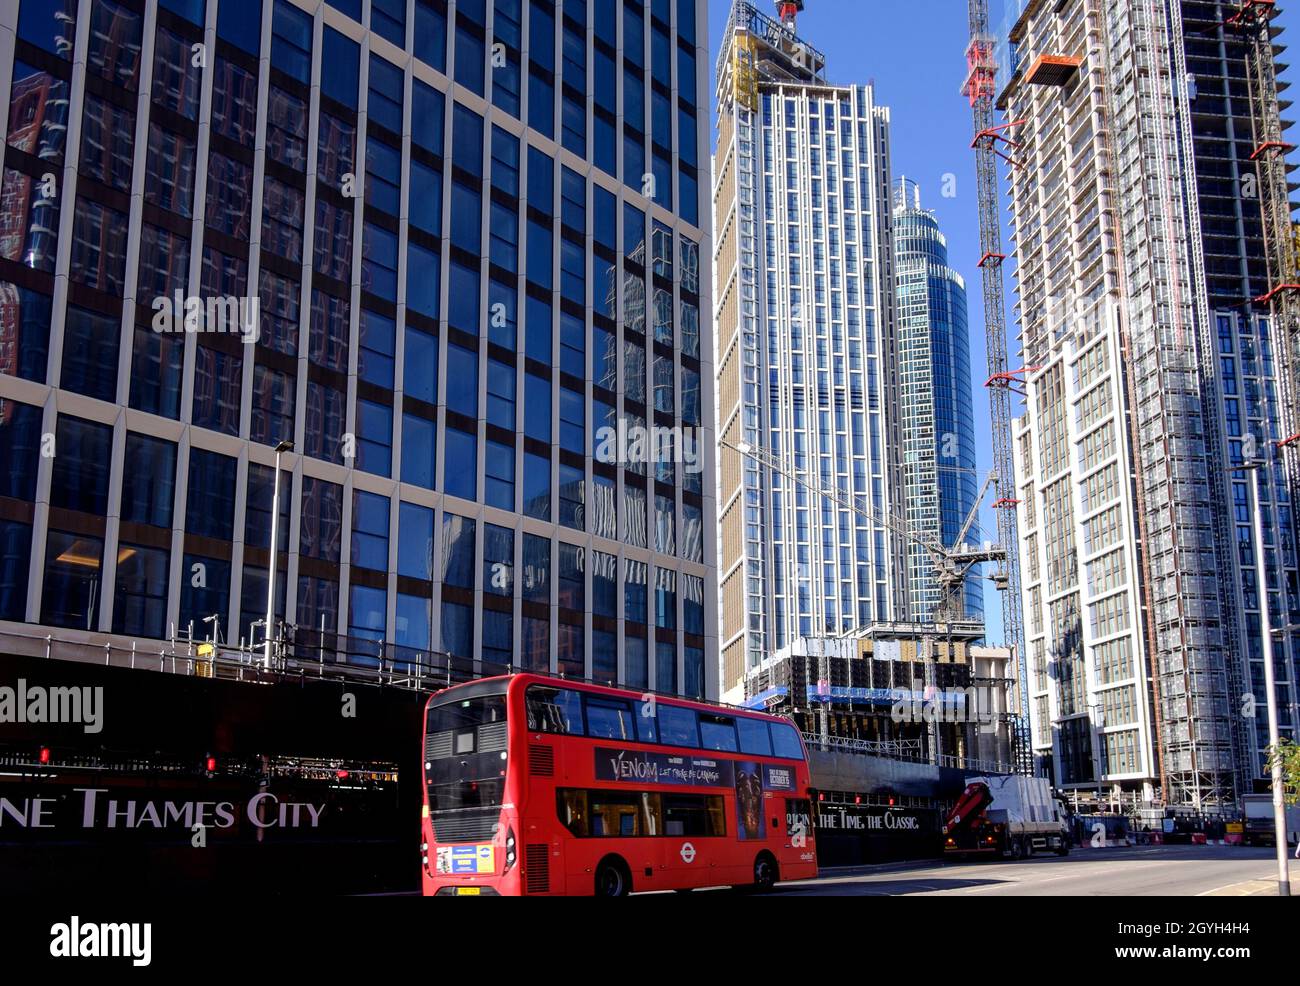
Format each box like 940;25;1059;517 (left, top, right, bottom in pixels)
425;695;507;760
424;694;509;821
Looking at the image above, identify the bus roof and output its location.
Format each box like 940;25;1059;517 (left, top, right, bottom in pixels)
424;672;795;725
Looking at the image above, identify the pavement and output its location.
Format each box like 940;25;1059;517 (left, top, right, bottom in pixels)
761;845;1290;895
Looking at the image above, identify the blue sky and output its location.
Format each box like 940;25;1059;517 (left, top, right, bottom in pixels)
707;0;1300;642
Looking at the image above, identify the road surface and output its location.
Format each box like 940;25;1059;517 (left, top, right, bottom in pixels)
764;845;1285;896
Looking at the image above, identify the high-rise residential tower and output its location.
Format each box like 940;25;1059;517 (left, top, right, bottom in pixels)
714;1;904;700
0;0;717;699
892;176;981;624
1000;0;1299;808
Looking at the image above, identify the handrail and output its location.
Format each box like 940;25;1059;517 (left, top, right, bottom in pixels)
801;731;1015;774
0;626;753;712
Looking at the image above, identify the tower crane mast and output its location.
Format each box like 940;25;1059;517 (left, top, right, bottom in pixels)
964;0;1032;775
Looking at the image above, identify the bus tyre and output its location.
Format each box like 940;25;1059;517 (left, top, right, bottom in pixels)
595;857;631;898
753;852;778;893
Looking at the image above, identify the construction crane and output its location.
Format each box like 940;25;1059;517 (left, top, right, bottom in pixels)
720;437;1010;750
1232;0;1300;442
964;0;1033;775
723;438;1004;627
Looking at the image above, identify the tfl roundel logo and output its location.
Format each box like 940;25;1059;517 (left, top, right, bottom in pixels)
680;842;697;864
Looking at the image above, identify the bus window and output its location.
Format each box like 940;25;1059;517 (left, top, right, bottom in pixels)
698;713;738;752
558;789;589;837
585;697;636;739
770;721;804;760
662;794;726;837
526;686;585;735
559;789;663;837
634;704;658;743
657;704;699;747
737;716;773;756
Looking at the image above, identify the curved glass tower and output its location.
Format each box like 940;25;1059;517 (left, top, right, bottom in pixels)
892;178;981;623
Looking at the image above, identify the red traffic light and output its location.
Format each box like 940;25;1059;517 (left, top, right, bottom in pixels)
336;769;349;780
205;756;217;773
38;746;50;765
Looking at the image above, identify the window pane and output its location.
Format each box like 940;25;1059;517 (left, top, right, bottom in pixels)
184;448;238;542
441;513;475;588
121;433;176;528
112;542;169;638
42;530;103;630
351;490;390;571
658;705;697;747
483;523;514;597
51;415;112;515
398;502;435;580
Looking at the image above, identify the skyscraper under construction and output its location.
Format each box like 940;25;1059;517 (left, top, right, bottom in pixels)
1000;0;1299;810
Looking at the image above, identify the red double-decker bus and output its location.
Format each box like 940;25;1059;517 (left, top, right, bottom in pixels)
420;673;817;896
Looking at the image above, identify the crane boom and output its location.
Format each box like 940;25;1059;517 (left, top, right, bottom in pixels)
720;438;1005;628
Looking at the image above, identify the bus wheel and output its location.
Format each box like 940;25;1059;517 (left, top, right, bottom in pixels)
594;857;631;897
753;852;778;892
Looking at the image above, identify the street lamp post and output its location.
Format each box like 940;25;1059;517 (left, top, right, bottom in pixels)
1247;453;1291;897
264;440;293;671
1089;702;1106;806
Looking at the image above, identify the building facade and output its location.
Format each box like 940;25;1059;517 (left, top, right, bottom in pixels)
0;0;718;699
1001;0;1299;808
714;1;905;701
891;176;981;624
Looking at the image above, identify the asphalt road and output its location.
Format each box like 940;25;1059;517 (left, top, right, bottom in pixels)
764;845;1289;896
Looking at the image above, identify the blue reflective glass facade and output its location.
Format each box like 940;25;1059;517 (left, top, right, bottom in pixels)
892;178;982;623
0;0;715;700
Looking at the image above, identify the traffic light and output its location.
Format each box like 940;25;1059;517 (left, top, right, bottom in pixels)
38;746;50;765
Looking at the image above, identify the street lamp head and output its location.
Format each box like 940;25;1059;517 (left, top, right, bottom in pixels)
274;439;294;453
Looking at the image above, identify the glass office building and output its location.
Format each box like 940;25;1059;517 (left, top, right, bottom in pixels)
0;0;716;699
892;177;980;623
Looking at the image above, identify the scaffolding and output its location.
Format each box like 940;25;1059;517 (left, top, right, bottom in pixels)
985;0;1252;809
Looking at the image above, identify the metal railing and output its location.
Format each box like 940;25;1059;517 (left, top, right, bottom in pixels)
0;624;721;704
801;732;923;760
801;731;1015;775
